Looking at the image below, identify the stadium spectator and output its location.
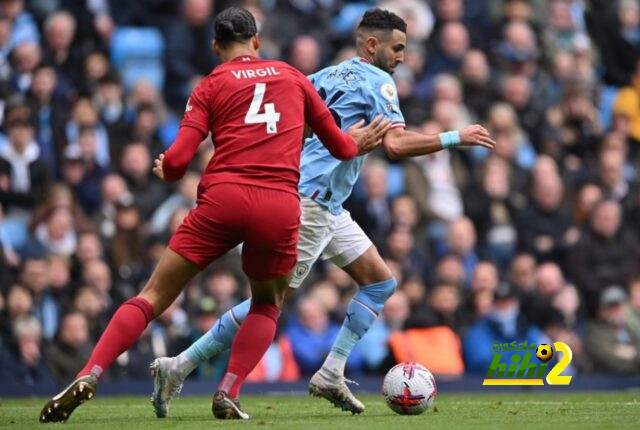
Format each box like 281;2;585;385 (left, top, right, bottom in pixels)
25;65;67;172
517;163;572;263
0;0;39;53
0;315;56;390
42;10;81;90
163;0;217;108
465;155;522;268
585;286;640;373
463;282;546;373
21;256;59;341
569;199;638;315
405;282;463;333
46;312;92;382
289;35;321;76
285;296;357;374
149;170;198;235
118;142;166;219
0;114;50;219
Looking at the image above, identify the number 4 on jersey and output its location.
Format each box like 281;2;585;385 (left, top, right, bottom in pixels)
245;83;281;134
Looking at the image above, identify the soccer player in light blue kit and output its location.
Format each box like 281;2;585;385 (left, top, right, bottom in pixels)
151;8;495;417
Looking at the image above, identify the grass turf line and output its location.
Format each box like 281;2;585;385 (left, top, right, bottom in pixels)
1;392;639;429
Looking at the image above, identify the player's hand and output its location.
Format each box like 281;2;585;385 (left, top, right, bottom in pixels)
153;153;166;181
348;115;392;156
459;124;496;150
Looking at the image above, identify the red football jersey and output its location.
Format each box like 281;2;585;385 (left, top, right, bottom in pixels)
181;55;333;195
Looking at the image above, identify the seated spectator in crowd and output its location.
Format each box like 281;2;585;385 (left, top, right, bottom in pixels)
346;158;391;248
434;253;466;288
68;127;110;215
470;261;499;294
508;253;537;293
93;72;128;148
285;296;364;375
401;277;426;310
10;41;42;93
573;182;603;228
596;149;639;217
439;216;479;284
94;173;132;239
460;49;493;119
109;198;145;284
20;257;59;341
27;206;77;257
472;102;536;171
463;282;546;373
405;283;463;333
1;284;32;340
150;171;198;235
465;155;524;268
0;116;50;222
0;315;56;390
118;142;167;219
200;269;241;314
517;163;572;263
585;286;640;374
384;224;426;281
65;98;110;168
72;286;108;343
46;312;92;382
25;65;68;173
47;254;74;306
569;199;638;315
164;0;218;108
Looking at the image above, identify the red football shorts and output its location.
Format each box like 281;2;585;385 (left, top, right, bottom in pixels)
169;183;300;281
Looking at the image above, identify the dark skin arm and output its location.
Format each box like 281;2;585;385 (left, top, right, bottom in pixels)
382;124;496;159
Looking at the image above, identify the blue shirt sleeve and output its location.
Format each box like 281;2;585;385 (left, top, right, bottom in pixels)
360;75;405;127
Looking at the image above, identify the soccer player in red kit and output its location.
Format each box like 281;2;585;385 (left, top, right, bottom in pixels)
39;7;390;423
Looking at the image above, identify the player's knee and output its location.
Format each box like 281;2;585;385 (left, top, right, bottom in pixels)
361;277;397;303
354;277;397;316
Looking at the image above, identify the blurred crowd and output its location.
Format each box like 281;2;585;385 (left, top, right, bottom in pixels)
2;0;640;391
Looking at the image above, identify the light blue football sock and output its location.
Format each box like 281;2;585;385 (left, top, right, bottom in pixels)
182;299;251;367
322;278;397;375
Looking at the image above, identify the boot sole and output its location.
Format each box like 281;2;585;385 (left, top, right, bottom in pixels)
308;382;364;415
40;380;95;423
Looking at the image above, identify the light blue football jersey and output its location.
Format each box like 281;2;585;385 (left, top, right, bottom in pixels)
298;57;405;215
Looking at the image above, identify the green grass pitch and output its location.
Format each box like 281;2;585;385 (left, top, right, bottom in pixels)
1;392;639;429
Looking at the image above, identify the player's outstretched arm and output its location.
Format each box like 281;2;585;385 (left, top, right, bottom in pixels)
155;126;206;182
347;115;392;156
308;114;389;160
382;124;496;159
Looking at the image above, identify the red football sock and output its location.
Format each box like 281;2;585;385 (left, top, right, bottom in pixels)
76;297;155;379
218;303;279;399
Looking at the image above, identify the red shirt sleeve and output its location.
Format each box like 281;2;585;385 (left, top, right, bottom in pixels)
162;126;206;182
300;75;357;161
180;78;212;136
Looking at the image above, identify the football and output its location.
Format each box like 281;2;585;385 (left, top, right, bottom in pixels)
382;362;437;415
536;344;554;362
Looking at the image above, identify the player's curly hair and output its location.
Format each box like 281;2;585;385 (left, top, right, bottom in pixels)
358;8;407;33
214;7;258;47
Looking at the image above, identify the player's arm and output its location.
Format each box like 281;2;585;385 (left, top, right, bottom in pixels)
382;124;496;160
301;76;389;159
309;114;390;160
153;126;206;182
